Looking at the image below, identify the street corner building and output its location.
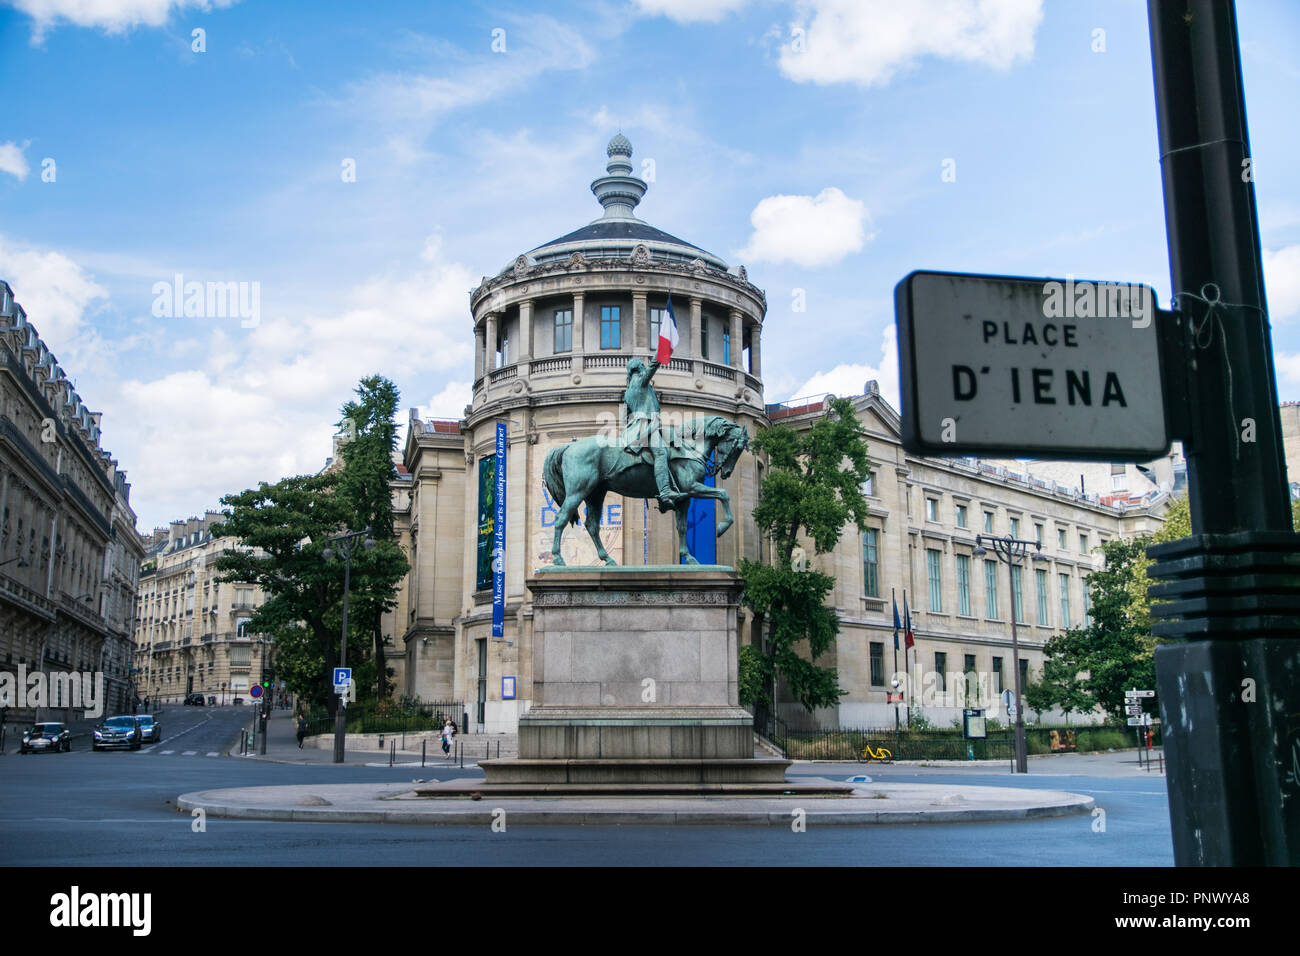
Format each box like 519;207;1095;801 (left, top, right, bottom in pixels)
0;280;144;723
376;137;1289;734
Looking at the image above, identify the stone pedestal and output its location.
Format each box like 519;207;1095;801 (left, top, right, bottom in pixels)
480;566;794;790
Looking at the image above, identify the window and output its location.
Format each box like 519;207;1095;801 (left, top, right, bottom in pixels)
723;329;731;365
862;530;880;598
964;654;977;701
554;309;572;353
600;306;621;349
1009;516;1020;538
984;511;994;533
934;652;947;692
926;498;938;521
1011;565;1025;623
648;307;662;345
862;473;874;497
500;331;510;365
956;504;967;528
869;642;884;687
1059;573;1071;628
985;560;999;618
1057;527;1067;549
1034;523;1044;546
926;549;943;612
1082;578;1092;626
1035;568;1049;625
1079;532;1090;553
1019;658;1029;693
956;554;971;616
700;319;709;359
992;656;1004;693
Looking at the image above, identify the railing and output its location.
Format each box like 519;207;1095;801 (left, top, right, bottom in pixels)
768;722;1146;761
743;373;762;393
302;699;466;738
584;354;627;369
667;357;694;373
530;357;571;376
701;361;735;381
488;365;518;383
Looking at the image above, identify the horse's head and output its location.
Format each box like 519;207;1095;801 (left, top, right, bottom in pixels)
709;418;749;479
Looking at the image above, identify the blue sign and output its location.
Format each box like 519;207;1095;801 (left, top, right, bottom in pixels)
683;455;716;564
502;676;516;700
333;667;351;686
492;422;507;638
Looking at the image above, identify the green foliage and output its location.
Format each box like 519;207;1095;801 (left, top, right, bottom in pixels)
212;376;409;714
737;644;771;708
1021;674;1053;724
739;397;872;713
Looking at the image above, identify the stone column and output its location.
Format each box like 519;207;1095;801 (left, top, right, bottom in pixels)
689;297;702;361
518;299;534;364
729;309;743;369
474;322;486;380
484;312;498;373
572;293;585;354
750;323;761;377
632;292;647;352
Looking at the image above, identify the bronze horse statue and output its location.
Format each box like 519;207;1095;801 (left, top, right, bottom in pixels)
543;415;749;566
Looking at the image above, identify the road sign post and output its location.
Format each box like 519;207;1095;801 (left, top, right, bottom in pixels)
1144;0;1300;865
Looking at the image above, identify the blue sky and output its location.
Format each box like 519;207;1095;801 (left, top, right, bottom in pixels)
2;0;1298;531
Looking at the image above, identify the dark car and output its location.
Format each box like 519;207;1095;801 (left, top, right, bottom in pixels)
136;714;161;744
183;693;205;706
93;715;142;751
20;722;71;753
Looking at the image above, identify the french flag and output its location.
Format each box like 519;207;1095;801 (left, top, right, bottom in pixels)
656;293;680;364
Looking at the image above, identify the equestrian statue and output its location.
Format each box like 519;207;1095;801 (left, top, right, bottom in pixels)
543;356;750;566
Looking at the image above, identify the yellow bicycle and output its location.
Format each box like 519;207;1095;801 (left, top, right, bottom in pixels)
860;744;893;763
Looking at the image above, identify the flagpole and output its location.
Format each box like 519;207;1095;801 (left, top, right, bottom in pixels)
891;587;899;738
904;590;912;729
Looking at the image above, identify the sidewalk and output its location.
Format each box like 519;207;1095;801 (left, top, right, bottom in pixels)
241;710;512;767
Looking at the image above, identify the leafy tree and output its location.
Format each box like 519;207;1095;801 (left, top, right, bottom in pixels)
738;397;871;712
737;645;771;709
213;377;409;714
336;376;406;698
1021;675;1052;725
1035;635;1095;724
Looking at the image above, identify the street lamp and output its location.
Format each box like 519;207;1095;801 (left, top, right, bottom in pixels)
321;526;375;764
972;534;1048;774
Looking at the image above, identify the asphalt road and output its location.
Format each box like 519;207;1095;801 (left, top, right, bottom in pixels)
0;712;1175;866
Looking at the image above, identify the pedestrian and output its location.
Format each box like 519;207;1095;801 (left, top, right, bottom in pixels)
296;714;307;749
441;718;453;759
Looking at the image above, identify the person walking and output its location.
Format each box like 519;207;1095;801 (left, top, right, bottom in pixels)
296;714;308;749
441;718;453;760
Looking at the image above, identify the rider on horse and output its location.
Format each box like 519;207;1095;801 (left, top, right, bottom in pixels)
622;357;684;510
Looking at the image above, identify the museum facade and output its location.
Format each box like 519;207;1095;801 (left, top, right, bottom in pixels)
380;136;1178;732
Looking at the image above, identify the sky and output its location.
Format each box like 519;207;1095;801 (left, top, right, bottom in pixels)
1;0;1298;532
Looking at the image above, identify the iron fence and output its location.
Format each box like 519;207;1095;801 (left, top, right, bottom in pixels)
300;699;464;738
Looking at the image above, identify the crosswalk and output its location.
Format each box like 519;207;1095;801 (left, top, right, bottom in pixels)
150;749;224;758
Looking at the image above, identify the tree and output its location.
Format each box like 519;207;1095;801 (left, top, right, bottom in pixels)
213;377;409;714
336;376;407;699
1036;632;1096;724
738;397;871;712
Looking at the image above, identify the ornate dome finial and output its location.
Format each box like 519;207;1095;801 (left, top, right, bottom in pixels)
591;133;645;219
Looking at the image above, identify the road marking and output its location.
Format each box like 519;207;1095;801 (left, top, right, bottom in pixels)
182;750;197;756
207;752;219;757
161;750;175;755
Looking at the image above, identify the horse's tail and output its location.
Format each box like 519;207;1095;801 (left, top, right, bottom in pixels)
543;445;579;526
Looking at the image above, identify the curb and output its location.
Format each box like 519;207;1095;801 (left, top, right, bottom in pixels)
176;791;1094;827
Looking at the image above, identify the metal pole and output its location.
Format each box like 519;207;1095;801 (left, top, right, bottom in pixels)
422;739;426;767
1008;556;1027;774
1147;0;1300;865
333;546;351;765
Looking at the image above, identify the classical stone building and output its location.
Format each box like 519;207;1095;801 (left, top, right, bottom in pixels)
0;279;143;721
133;512;273;705
380;136;1297;734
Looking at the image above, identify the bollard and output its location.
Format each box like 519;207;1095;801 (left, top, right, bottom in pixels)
389;738;395;767
422;739;426;768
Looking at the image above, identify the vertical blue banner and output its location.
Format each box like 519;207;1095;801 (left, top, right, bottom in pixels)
492;421;507;638
683;455;716;565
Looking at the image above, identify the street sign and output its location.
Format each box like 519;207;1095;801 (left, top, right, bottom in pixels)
1126;705;1144;714
333;667;352;687
895;270;1171;460
249;685;263;699
887;692;904;703
1127;715;1154;727
1001;689;1014;709
1125;689;1156;698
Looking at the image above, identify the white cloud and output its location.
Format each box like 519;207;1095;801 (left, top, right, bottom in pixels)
1263;245;1300;321
633;0;752;23
1276;351;1300;387
421;381;473;420
786;323;899;408
736;187;872;267
0;141;31;181
778;0;1043;88
11;0;239;42
0;236;108;361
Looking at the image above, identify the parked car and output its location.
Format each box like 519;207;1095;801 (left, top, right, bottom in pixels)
232;697;244;705
136;714;161;744
20;722;71;753
93;715;142;751
183;693;205;706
